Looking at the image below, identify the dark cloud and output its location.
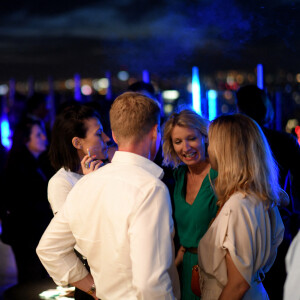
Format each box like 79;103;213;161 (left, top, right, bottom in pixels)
0;0;299;81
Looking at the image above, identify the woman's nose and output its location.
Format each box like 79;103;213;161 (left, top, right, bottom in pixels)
102;132;110;143
182;140;190;151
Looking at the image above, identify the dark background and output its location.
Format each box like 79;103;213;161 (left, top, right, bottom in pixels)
0;0;299;81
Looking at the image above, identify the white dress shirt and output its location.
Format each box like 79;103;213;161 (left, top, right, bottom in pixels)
48;168;83;214
198;192;284;300
37;151;179;300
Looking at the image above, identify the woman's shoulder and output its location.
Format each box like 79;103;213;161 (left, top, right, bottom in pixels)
49;168;82;185
224;192;256;211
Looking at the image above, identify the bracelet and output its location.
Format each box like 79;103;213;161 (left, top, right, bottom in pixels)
87;283;96;295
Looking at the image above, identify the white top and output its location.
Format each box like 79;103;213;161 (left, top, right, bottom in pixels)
284;230;300;300
37;151;179;300
48;168;83;214
198;192;284;300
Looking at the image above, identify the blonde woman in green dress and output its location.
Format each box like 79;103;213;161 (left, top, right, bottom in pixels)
162;109;218;300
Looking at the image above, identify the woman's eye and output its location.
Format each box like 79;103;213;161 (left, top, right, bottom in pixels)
188;137;196;141
173;140;181;145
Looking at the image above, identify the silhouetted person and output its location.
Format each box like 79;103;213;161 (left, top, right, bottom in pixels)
0;118;54;283
236;85;300;300
128;81;157;100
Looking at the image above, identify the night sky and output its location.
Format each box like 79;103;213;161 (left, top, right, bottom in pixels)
0;0;299;81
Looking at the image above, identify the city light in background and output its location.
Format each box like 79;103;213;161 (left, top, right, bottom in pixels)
1;66;300;148
192;66;201;115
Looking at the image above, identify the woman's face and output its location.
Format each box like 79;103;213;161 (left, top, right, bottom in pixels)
171;125;206;166
26;124;47;156
80;117;110;161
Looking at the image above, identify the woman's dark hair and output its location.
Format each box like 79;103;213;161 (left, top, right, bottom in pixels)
49;104;100;172
11;118;44;150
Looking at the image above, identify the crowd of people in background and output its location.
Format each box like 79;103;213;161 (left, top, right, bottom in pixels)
0;82;299;300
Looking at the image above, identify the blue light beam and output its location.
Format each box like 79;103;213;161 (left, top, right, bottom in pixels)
1;117;12;149
143;70;150;83
192;66;201;115
207;90;217;121
257;64;264;90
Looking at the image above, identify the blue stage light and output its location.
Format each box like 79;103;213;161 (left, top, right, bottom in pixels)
1;117;12;149
192;66;201;115
207;90;217;121
257;64;264;89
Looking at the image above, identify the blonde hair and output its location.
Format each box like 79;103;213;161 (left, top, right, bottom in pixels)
109;91;160;144
162;109;209;168
208;114;280;208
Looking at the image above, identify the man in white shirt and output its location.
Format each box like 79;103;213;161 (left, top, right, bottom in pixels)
37;92;180;300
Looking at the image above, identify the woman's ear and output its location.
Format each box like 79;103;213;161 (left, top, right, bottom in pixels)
72;137;82;150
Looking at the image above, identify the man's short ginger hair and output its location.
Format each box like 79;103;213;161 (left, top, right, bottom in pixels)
109;92;160;144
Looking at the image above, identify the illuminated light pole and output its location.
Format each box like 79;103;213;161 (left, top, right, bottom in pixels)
143;70;150;83
8;78;15;108
0;95;11;149
74;73;82;101
192;66;201;115
48;76;56;127
257;64;264;90
207;90;217;121
105;71;112;101
28;76;34;97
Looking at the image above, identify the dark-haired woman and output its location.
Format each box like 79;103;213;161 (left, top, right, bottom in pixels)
47;104;110;215
47;104;110;299
0;118;54;283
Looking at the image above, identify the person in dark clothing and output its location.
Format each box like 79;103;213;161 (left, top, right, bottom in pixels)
235;85;300;300
0;118;54;283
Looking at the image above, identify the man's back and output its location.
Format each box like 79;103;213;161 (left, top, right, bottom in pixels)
39;151;176;299
37;92;180;299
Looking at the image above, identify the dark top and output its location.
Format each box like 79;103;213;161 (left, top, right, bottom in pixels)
262;127;300;213
0;146;54;246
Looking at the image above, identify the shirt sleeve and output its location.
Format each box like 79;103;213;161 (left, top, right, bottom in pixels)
221;202;256;285
128;184;176;299
36;203;89;286
48;176;73;215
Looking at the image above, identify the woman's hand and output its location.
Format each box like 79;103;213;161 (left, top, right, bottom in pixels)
175;245;186;267
81;155;103;175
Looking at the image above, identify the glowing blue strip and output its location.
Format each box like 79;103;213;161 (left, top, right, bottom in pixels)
74;73;81;101
207;90;217;121
1;118;12;149
257;64;264;89
192;66;201;115
143;70;150;83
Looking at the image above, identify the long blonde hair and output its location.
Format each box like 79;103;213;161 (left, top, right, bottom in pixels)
208;114;280;208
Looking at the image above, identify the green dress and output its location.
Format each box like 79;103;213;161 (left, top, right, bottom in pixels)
173;166;218;300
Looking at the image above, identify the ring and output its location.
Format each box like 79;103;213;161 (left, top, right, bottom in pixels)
85;162;90;169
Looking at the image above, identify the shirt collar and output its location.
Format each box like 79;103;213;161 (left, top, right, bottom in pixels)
111;151;164;180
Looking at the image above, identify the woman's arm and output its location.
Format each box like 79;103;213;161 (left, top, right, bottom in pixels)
218;252;250;300
174;245;185;267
